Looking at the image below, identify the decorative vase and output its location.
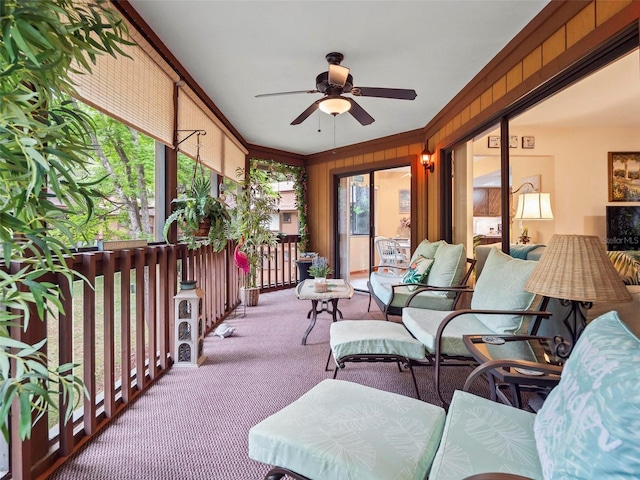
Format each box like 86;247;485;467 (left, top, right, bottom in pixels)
314;277;328;293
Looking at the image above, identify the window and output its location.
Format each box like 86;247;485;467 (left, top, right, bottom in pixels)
350;184;369;235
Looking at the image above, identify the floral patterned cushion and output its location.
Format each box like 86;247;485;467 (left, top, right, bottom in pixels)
249;379;446;480
401;256;434;285
534;311;640;479
428;390;542;480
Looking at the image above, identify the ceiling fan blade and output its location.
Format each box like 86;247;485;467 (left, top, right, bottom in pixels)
291;99;323;125
255;90;319;98
351;87;417;100
346;98;375;126
328;64;350;87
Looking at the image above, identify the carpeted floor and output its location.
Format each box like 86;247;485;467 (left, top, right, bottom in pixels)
49;289;488;480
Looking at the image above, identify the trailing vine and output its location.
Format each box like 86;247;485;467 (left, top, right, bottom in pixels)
250;158;309;252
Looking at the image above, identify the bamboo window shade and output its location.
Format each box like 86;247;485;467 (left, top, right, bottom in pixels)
224;135;246;180
177;87;223;175
70;12;178;146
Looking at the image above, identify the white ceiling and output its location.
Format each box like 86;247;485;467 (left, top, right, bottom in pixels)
128;0;550;155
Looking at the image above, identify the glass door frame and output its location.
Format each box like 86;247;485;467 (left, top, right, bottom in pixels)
332;161;413;282
439;25;638;246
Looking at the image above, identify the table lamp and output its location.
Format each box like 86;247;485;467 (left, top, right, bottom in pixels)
524;234;631;346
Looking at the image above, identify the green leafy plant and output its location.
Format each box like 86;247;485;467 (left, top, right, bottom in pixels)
164;176;230;251
228;168;280;288
250;158;309;252
308;256;332;278
0;0;130;441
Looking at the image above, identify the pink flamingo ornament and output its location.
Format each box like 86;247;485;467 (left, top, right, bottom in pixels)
234;236;250;274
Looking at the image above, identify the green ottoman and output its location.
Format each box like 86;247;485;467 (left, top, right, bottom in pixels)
327;320;426;398
249;379;446;480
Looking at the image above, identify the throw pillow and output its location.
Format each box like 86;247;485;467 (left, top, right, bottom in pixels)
401;256;434;285
534;311;640;479
607;250;640;285
471;248;537;333
427;242;467;298
410;239;442;265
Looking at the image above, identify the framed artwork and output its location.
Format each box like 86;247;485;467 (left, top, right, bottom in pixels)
608;152;640;202
522;136;535;149
398;189;410;213
488;135;500;148
606;206;640;250
509;136;518;148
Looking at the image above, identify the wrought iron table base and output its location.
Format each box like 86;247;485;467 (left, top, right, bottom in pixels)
302;299;343;345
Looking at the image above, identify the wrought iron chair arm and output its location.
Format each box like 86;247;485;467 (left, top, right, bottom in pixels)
433;308;551;406
463;358;563;392
403;284;473;307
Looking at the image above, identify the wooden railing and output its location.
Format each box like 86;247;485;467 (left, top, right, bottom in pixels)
7;235;301;478
257;234;302;292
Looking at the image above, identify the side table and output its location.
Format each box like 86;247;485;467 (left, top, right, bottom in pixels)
296;279;354;345
463;334;568;409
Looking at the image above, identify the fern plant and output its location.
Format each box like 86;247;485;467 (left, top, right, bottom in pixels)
164;176;230;251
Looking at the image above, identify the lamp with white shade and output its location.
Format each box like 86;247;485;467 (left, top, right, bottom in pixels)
512;182;554;221
511;181;553;244
513;192;554;220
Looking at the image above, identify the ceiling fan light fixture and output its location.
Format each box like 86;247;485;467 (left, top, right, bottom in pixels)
319;96;351;116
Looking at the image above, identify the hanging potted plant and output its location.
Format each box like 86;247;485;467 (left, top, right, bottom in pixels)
228;167;280;306
164;176;230;251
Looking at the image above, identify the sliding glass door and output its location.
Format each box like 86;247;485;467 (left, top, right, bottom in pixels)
335;166;411;291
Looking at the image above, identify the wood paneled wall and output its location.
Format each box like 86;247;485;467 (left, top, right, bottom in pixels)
306;141;424;265
423;0;639;238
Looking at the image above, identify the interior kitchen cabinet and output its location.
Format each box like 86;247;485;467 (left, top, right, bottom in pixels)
473;188;501;216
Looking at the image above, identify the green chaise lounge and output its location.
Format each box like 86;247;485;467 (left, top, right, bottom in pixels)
249;310;640;480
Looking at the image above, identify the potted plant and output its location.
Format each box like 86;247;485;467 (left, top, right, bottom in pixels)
164;176;230;251
228;168;280;306
308;256;332;292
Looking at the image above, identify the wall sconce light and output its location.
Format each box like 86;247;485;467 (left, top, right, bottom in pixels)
420;148;434;173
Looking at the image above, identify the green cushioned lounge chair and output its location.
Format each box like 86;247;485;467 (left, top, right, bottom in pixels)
368;239;475;320
251;311;640;480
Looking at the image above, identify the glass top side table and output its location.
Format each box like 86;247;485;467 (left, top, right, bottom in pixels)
463;334;568;409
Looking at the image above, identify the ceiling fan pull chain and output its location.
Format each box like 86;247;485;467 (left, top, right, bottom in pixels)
333;115;337;154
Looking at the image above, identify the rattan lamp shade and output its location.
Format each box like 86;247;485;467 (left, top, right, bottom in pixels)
525;235;632;303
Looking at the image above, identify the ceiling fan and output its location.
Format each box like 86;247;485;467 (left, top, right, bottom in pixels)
255;52;417;126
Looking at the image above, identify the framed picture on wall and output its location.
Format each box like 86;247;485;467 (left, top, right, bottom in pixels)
488;135;500;148
399;189;410;213
522;136;535;149
608;152;640;201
